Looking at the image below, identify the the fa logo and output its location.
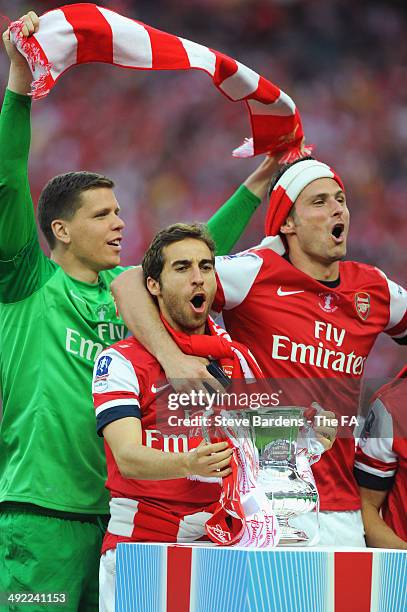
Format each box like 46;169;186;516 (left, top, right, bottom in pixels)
96;304;110;321
318;292;339;313
355;292;370;320
96;355;112;377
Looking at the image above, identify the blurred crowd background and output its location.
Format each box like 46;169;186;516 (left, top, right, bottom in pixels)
0;0;406;380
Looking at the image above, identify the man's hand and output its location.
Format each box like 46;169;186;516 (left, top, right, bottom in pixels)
186;440;233;478
243;155;281;199
244;139;310;200
161;353;227;395
105;418;233;480
3;11;39;62
312;407;337;451
3;11;39;94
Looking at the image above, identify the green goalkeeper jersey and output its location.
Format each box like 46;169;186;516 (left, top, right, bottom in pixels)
0;89;261;514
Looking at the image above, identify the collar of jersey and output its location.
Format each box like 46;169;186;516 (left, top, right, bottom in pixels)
281;253;341;288
66;272;107;291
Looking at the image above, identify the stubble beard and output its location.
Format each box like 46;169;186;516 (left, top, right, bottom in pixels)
162;292;207;334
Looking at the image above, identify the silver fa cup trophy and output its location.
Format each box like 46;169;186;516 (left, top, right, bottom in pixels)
250;407;319;545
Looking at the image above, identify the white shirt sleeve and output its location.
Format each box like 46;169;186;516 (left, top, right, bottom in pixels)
214;250;264;311
377;268;407;340
355;398;397;479
92;347;140;417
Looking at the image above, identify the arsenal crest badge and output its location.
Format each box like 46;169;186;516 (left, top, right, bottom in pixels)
355;292;370;320
222;365;234;378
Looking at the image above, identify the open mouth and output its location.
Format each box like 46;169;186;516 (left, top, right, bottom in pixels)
190;293;206;313
331;223;345;243
107;238;122;250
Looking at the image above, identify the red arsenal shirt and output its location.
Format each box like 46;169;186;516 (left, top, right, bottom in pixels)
92;337;221;511
355;373;407;541
213;242;406;511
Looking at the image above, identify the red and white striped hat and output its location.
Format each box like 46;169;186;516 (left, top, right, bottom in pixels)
265;159;345;236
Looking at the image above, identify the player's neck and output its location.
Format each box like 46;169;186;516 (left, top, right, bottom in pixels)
51;251;99;284
159;306;206;336
287;250;340;282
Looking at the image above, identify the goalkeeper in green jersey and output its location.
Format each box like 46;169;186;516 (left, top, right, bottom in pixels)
0;11;280;611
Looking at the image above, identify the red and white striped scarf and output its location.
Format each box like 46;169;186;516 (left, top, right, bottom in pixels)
205;416;281;548
9;2;311;161
162;314;263;381
158;315;280;547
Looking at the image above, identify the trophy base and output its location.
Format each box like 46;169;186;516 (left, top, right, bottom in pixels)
277;523;309;546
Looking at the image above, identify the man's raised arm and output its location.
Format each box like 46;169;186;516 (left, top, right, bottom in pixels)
207;155;280;255
0;13;39;262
